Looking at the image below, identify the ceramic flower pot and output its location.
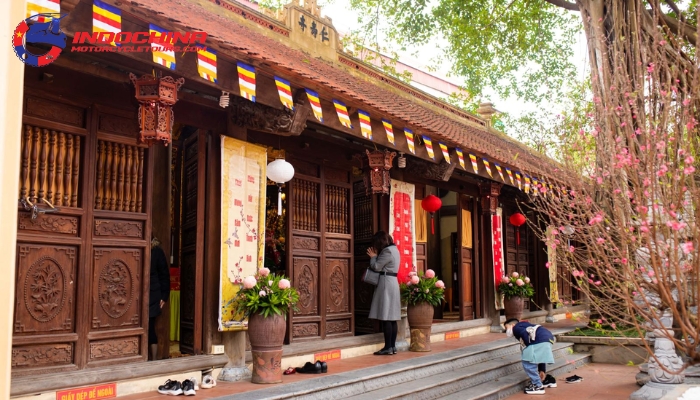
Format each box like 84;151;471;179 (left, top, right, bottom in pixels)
504;296;524;320
407;302;434;352
248;312;286;384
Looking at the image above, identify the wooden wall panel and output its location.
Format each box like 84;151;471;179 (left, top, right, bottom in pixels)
293;256;319;317
89;336;140;362
12;343;74;368
90;248;143;330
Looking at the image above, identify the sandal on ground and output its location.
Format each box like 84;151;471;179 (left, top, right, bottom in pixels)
283;367;296;375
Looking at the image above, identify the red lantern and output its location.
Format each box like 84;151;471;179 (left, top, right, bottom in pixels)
421;194;442;234
509;212;526;245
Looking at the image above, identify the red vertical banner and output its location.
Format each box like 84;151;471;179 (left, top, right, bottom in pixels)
389;180;416;283
492;208;504;309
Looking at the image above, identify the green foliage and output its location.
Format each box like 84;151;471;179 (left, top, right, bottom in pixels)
347;0;581;104
339;31;414;83
497;271;535;300
400;270;445;306
233;271;300;318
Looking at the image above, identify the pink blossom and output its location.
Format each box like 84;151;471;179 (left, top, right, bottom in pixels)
685;155;695;164
594;281;602;286
435;280;445;289
597;319;603;324
259;290;267;297
611;323;617;329
525;277;531;284
545;262;550;269
243;276;257;289
408;271;417;277
648;270;655;277
278;279;291;290
647;63;655;73
684;166;695;175
516;279;524;286
259;267;270;277
681;242;694;255
640;226;649;233
569;246;575;253
596;238;606;244
512;271;519;278
411;275;420;285
501;276;510;284
659;40;667;46
509;283;513;287
621;258;627;264
425;269;436;278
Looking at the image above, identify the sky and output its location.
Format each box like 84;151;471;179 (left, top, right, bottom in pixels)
318;1;590;120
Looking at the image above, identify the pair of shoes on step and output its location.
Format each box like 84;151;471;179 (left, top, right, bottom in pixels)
373;347;397;355
158;377;205;396
295;360;328;374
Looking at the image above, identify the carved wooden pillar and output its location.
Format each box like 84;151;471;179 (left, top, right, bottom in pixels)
479;182;502;330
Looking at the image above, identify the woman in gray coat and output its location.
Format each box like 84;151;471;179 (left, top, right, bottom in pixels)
367;231;401;355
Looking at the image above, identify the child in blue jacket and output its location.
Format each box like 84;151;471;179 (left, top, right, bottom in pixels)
504;318;556;395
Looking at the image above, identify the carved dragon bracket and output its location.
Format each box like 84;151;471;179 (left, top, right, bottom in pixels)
229;96;311;136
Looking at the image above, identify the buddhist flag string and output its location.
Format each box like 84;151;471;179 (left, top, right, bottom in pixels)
494;163;505;182
482;158;493;178
305;89;323;122
196;45;217;83
506;167;514;184
382;119;395;145
515;172;522;190
333;100;353;129
149;24;176;70
422;135;435;159
92;0;120;46
524;175;531;193
237;62;256;102
532;177;539;194
456;148;466;170
358;110;372;140
438;142;450;164
274;76;294;110
469;154;479;174
27;0;60;22
404;129;415;154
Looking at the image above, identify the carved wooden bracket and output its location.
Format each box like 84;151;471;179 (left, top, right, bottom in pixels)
479;182;502;215
405;157;456;182
229;96;312;136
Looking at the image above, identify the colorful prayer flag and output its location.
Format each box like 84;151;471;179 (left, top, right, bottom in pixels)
469;154;478;174
483;158;493;178
439;142;450;164
237;62;256;102
456;148;466;170
382;119;395;145
196;45;217;83
404;129;415;154
494;163;505;182
532;177;539;194
515;172;522;190
422;135;435;159
358;110;372;140
506;167;514;184
549;183;555;198
274;76;294;110
524;175;531;193
333;100;352;129
27;0;60;22
305;89;323;122
92;0;120;46
149;24;176;70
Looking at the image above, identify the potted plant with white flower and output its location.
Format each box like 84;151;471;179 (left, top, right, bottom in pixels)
233;268;299;384
400;269;445;352
497;271;535;320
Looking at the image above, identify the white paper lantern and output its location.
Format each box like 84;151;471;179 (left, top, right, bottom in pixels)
267;158;295;215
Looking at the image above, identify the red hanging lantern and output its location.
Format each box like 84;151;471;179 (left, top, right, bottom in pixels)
509;212;526;245
421;194;442;234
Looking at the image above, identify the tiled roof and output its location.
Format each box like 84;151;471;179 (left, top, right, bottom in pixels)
119;0;563;180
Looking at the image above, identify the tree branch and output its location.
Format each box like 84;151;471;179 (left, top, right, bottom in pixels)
657;11;698;47
543;0;579;11
663;0;685;23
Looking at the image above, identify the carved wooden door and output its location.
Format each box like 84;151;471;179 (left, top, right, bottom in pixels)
287;159;353;342
13;96;152;374
353;180;376;335
457;195;475;320
504;206;531;310
179;131;206;354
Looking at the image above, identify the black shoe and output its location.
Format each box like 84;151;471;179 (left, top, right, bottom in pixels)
157;379;183;396
392;347;397;354
182;379;196;396
542;374;557;388
373;348;394;355
565;374;583;383
315;360;327;373
296;361;322;374
524;384;545;395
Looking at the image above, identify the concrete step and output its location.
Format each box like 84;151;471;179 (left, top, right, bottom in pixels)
218;329;585;400
341;343;578;400
438;354;591;400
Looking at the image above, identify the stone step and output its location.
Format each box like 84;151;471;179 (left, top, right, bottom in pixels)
340;343;578;400
438;353;591;400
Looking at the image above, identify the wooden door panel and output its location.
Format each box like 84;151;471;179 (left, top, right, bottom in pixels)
14;244;77;336
90;248;142;330
352;180;375;335
325;258;349;314
292;256;320;317
457;196;474;321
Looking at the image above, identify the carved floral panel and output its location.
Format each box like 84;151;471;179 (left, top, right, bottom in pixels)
94;219;143;238
326;259;349;314
292;323;319;338
326;319;350;335
18;212;78;236
91;248;142;330
14;245;76;335
89;336;140;361
293;257;318;316
12;343;73;368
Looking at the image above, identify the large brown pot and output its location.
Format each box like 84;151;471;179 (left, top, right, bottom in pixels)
504;296;524;320
247;312;286;384
407;302;434;352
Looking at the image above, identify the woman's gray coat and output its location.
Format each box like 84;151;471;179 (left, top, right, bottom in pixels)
368;245;401;321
